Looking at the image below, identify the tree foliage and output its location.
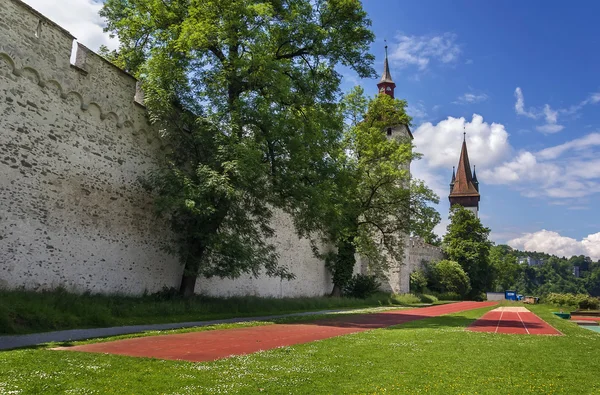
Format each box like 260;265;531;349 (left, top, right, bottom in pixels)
101;0;376;295
488;246;600;297
311;88;440;295
443;206;492;298
432;260;471;297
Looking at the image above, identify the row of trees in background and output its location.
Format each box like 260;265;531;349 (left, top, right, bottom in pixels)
490;246;600;297
411;205;600;300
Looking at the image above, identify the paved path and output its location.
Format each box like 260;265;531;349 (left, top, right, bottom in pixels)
0;308;381;351
467;306;562;335
57;301;496;362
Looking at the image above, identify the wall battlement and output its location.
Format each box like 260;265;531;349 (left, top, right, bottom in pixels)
1;0;146;131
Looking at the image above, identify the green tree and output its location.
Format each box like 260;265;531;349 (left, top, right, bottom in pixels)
443;206;493;298
490;245;520;291
313;89;440;295
101;0;376;296
432;260;471;297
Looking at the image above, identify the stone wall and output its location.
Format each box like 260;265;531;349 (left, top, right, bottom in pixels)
404;237;445;290
0;0;181;294
0;0;443;297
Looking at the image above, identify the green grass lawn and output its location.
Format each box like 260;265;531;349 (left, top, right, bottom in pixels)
0;289;434;335
1;303;599;394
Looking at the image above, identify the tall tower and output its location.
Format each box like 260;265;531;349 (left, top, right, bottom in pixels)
377;45;396;98
449;133;480;217
377;46;413;141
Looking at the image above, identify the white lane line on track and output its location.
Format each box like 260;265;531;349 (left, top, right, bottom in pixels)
517;312;530;334
495;310;504;333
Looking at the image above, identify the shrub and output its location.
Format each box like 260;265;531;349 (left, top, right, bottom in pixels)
390;293;421;305
410;270;428;294
544;293;600;310
417;294;438;303
343;274;381;299
434;292;462;301
433;260;471;298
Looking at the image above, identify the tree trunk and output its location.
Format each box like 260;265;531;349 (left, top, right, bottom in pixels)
179;275;197;298
330;284;342;297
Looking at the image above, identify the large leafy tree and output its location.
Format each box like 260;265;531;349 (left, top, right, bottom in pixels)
308;88;440;296
100;0;376;296
490;244;520;291
443;206;493;299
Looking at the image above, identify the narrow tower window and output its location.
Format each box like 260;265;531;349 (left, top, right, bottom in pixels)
387;128;392;136
35;20;42;39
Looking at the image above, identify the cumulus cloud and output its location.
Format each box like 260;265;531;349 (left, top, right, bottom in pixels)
454;93;488;105
482;131;600;199
413;114;511;169
508;230;600;260
389;33;461;71
21;0;118;51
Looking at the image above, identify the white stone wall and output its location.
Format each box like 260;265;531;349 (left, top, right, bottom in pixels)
0;0;182;294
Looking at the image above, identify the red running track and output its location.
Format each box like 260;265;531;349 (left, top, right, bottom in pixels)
467;309;562;335
571;316;600;321
57;301;496;362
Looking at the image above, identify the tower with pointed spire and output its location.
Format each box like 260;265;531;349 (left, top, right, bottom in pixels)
377;44;396;98
449;131;480;217
376;46;413;142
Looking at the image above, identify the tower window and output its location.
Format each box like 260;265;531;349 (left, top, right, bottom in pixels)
35;20;42;39
386;128;392;136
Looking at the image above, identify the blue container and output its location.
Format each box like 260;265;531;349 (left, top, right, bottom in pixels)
505;290;517;301
517;294;523;301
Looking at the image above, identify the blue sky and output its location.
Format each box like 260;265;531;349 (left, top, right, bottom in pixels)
341;0;600;259
22;0;600;259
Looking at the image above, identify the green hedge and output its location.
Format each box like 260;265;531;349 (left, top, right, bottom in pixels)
544;293;600;310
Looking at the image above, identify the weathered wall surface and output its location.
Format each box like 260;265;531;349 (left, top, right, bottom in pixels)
404;237;445;290
0;0;443;297
200;209;335;298
0;0;182;294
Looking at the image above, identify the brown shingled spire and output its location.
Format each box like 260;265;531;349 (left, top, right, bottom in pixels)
449;130;480;215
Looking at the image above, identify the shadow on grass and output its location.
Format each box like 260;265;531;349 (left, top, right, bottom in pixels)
289;313;477;331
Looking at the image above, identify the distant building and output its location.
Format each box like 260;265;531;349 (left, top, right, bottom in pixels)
518;256;543;266
573;266;580;278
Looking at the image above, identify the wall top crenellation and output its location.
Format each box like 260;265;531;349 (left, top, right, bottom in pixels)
1;0;149;130
9;0;75;39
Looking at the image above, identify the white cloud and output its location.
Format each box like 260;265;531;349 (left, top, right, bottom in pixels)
389;33;461;71
535;124;564;134
482;131;600;199
515;87;600;134
514;87;537;119
508;230;600;260
454;93;488;105
537;132;600;159
543;104;558;124
413;114;511;169
21;0;118;52
407;101;428;120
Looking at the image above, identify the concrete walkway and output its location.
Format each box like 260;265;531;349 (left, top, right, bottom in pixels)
0;307;395;351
